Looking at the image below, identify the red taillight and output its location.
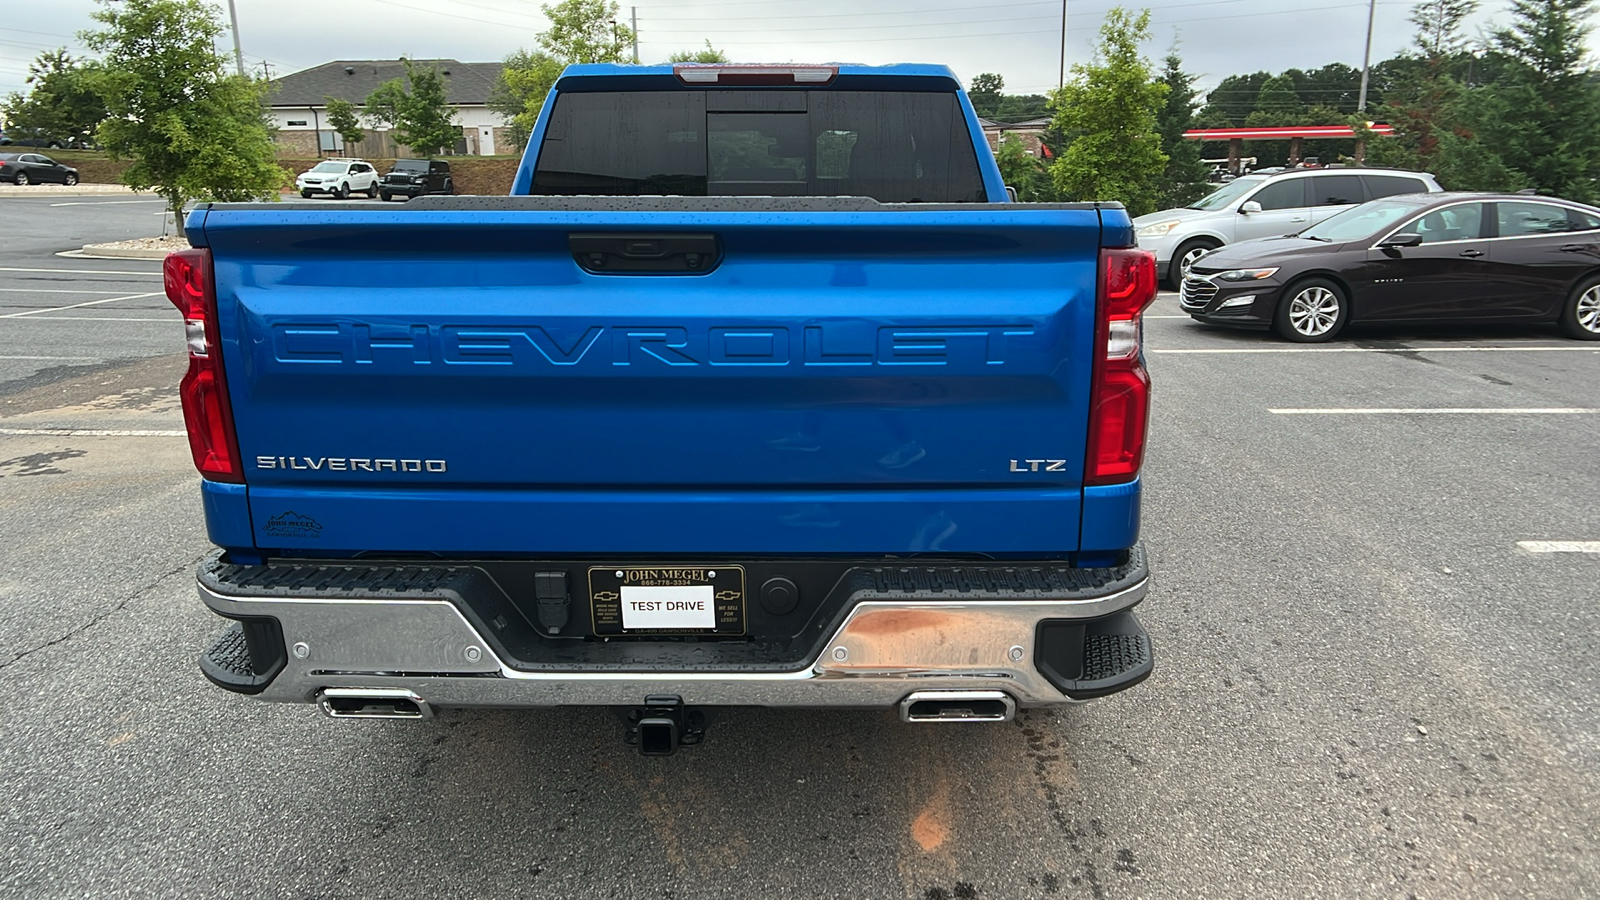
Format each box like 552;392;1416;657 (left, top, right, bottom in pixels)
1087;247;1157;485
164;248;243;482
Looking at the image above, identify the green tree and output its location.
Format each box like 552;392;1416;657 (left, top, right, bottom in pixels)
0;49;107;147
1411;0;1480;56
1367;0;1522;190
1475;0;1600;200
1246;74;1304;125
993;93;1051;121
490;1;641;153
362;78;407;130
324;97;364;150
365;59;459;156
489;50;564;152
395;60;458;155
1048;7;1169;215
539;0;634;64
995;133;1054;201
1197;71;1269;125
968;72;1004;118
668;41;729;63
83;0;284;239
1154;51;1209;207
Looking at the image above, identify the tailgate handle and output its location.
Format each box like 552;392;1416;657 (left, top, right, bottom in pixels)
569;232;722;275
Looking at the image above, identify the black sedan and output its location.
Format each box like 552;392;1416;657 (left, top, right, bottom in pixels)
0;153;81;186
1180;192;1600;341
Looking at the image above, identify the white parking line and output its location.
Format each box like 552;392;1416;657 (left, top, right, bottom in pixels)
0;428;185;437
48;200;167;207
0;355;102;361
0;287;138;295
0;266;160;276
1269;408;1599;414
0;291;165;319
1153;347;1590;354
0;316;173;322
1516;541;1600;553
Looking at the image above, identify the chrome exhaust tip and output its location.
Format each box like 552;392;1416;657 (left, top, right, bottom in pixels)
899;690;1016;723
318;688;432;720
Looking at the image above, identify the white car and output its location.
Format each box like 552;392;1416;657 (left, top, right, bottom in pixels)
1134;168;1443;285
296;159;380;199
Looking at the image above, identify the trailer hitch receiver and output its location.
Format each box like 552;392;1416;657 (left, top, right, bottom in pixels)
623;695;707;756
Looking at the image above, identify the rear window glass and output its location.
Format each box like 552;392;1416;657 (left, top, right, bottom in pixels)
1569;208;1600;231
1310;174;1365;206
1362;174;1429;199
1497;201;1574;236
531;90;986;202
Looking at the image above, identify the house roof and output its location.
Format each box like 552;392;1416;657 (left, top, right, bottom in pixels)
269;59;503;108
978;116;1051;130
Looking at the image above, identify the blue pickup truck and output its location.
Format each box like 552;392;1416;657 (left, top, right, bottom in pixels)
170;63;1157;753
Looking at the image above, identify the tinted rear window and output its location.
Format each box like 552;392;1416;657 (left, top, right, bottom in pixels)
1310;174;1365;206
531;90;986;202
1249;178;1307;211
1362;174;1429;199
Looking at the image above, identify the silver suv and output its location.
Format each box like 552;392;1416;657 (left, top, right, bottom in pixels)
1134;168;1443;284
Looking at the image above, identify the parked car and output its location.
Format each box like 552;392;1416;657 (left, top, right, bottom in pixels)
295;158;379;199
0;128;68;149
1179;192;1600;342
379;159;453;201
1135;168;1444;285
0;153;80;186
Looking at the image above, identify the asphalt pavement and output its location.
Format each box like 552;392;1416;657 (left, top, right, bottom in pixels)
1;197;1596;899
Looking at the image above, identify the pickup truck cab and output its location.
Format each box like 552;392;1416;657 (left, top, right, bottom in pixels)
173;64;1157;753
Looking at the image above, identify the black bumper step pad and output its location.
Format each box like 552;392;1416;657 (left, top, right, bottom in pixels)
199;618;286;695
1034;610;1154;700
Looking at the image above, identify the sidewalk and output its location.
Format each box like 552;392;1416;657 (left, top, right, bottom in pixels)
76;235;188;260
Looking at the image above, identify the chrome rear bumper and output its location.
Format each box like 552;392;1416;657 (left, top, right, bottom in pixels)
198;560;1150;711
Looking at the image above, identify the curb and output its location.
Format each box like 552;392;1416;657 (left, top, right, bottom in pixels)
0;187;152;198
77;244;173;260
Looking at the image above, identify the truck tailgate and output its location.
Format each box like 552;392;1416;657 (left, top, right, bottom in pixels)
196;199;1107;555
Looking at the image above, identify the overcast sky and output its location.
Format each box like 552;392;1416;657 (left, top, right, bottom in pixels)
2;0;1519;108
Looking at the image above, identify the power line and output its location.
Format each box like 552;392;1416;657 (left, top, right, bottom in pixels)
640;3;1392;44
641;0;1407;37
358;0;545;30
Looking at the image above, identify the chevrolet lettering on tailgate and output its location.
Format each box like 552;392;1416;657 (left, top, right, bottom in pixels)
271;323;1037;368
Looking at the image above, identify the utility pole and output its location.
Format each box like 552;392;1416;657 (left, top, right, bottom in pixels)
631;6;639;64
1356;0;1376;110
1058;0;1067;91
226;0;245;77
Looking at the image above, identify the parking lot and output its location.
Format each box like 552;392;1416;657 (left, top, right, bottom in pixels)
1;195;1596;898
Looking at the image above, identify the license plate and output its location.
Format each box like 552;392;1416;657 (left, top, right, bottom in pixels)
588;566;746;636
